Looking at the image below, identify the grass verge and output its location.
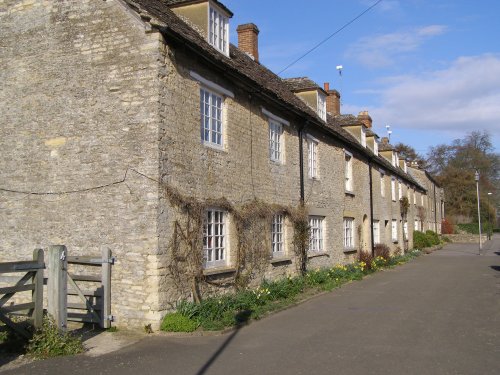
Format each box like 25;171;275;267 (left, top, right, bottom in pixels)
161;249;422;332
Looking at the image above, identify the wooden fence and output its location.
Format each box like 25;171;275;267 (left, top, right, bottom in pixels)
47;245;113;330
0;249;44;338
0;246;113;337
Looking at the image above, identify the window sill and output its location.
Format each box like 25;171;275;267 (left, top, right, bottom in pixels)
307;252;329;259
270;256;292;265
270;159;284;165
345;190;355;197
343;248;357;254
203;267;236;276
202;141;226;153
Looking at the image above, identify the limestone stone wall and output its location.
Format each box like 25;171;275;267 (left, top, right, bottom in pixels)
0;0;164;328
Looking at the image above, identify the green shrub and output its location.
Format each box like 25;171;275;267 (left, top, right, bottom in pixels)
441;236;451;243
413;230;432;249
493;228;500;233
161;312;199;332
457;223;493;235
425;230;440;245
165;252;423;332
305;269;331;285
27;317;84;359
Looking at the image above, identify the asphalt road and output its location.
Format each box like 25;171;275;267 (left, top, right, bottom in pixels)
4;237;500;375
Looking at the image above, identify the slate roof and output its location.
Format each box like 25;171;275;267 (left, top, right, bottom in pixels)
126;0;425;191
378;141;393;152
366;129;379;138
163;0;233;16
283;77;325;93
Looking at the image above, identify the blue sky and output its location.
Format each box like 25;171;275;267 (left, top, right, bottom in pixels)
223;0;500;156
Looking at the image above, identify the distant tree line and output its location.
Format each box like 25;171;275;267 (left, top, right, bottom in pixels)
395;131;499;226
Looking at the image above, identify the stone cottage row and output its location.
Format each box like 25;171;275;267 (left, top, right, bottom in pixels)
0;0;444;329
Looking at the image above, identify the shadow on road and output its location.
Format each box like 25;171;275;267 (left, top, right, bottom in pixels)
195;310;252;375
490;266;500;272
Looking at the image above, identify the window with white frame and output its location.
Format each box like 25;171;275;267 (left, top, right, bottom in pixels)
271;214;284;256
421;195;424;206
373;220;380;244
203;209;226;267
309;216;324;252
269;119;283;162
200;88;223;147
361;127;366;147
344;218;355;249
345;151;353;192
317;92;326;121
398;181;402;199
391;219;398;242
403;221;408;239
415;219;419;231
380;171;385;197
413;189;416;205
391;178;396;201
392;152;397;166
308;138;318;179
208;4;229;56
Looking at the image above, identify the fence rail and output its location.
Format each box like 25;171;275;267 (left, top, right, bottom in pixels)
0;249;44;338
0;245;113;337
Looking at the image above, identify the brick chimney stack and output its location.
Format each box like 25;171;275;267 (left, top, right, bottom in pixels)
323;82;341;116
358;110;372;128
237;23;259;62
381;137;389;145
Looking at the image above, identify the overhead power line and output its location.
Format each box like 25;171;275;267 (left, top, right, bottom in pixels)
278;0;383;75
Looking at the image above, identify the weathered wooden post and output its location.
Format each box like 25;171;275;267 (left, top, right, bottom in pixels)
101;247;112;329
32;248;44;329
47;245;67;331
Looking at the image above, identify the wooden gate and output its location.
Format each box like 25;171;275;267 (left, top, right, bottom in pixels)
0;249;44;338
48;246;113;330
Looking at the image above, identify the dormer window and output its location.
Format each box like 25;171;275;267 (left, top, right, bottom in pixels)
374;139;379;156
209;4;229;56
361;127;366;147
317;92;326;121
392;152;398;167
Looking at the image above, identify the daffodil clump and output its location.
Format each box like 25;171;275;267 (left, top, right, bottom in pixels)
161;249;422;332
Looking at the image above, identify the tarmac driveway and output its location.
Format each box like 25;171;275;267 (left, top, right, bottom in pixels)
3;237;500;375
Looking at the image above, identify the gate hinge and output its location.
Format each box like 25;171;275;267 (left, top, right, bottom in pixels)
107;257;116;265
107;315;114;322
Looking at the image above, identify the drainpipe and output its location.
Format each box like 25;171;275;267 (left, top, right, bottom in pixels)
298;123;307;204
433;184;438;233
369;162;375;257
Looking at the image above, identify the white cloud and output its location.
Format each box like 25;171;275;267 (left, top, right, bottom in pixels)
351;54;500;139
345;25;447;68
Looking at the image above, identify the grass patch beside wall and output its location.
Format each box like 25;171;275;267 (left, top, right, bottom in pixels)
161;250;422;332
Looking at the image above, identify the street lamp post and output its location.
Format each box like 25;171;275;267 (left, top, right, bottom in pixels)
487;192;492;240
475;170;482;254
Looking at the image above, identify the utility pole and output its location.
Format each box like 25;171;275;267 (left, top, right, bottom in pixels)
487;192;492;240
475;170;482;254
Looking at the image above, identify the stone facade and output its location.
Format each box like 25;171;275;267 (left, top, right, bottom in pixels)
0;0;164;328
0;0;444;329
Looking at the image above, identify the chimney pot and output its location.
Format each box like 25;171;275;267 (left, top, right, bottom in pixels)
357;110;373;128
381;137;389;144
237;23;259;62
323;82;341;116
